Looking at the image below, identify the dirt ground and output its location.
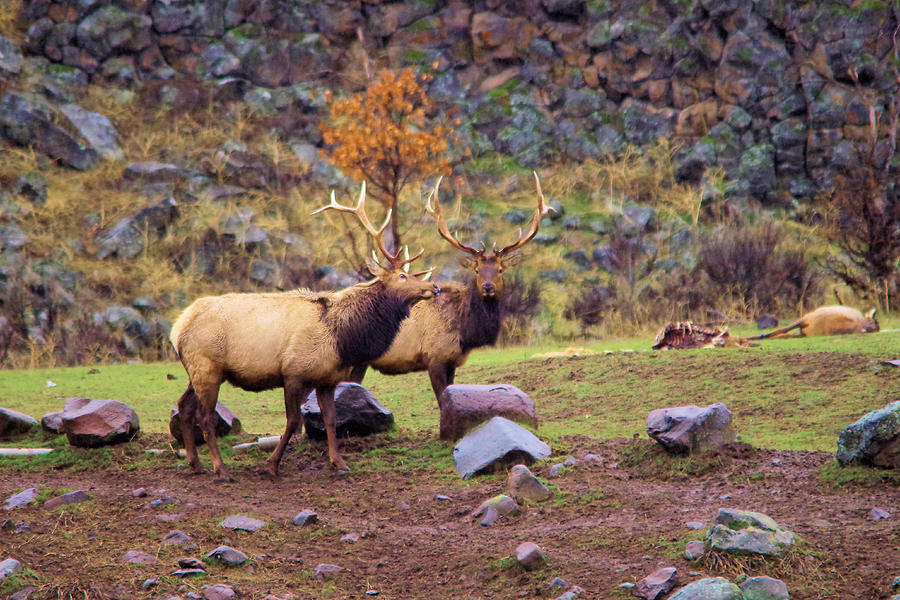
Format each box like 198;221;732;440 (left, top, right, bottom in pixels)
1;430;898;600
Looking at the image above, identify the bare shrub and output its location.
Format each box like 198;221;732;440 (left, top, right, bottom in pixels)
696;221;818;315
498;275;541;345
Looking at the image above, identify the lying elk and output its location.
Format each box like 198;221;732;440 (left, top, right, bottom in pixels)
349;172;553;402
169;183;439;480
751;305;879;339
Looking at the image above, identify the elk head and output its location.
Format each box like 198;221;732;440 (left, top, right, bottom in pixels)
314;181;439;302
425;171;554;298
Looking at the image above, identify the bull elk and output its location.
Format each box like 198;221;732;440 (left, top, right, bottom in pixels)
169;183;439;480
752;305;879;339
349;172;553;401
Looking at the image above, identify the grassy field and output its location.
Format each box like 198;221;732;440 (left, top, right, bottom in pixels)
2;323;898;453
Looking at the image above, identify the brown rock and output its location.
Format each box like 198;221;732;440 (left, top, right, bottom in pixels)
439;384;538;441
634;566;678;600
61;398;140;447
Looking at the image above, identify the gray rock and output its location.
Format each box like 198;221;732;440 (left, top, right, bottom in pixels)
170;401;241;446
208;545;249;566
515;542;545;570
302;383;394;440
507;464;552;503
162;530;192;545
59;103;123;160
706;508;795;557
59;397;140;447
668;577;742;600
647;403;735;454
0;92;100;170
171;568;207;578
292;510;318;526
177;557;206;570
4;488;38;510
13;172;47;206
0;407;38;439
739;576;789;600
684;540;705;560
123;550;160;564
43;490;90;510
439;384;538;441
0;558;22;581
315;563;344;580
836;400;900;468
470;495;521;526
95;196;178;259
203;584;236;600
0;35;23;77
220;515;265;532
869;507;891;520
635;566;679;600
453;416;552;479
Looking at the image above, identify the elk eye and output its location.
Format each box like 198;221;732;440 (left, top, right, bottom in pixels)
399;273;407;279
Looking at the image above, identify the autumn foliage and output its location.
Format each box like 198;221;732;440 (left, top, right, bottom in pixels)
321;69;455;250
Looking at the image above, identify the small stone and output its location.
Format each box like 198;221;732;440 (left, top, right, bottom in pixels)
208;546;249;566
292;510;318;526
634;566;678;600
435;495;451;501
132;488;148;497
870;508;891;520
739;575;789;600
142;579;161;589
507;464;552;503
123;550;159;564
4;488;38;510
315;563;344;580
340;533;360;543
221;515;265;531
44;490;91;510
171;569;207;578
177;557;206;570
515;542;546;571
0;558;22;578
203;584;236;600
548;464;565;478
470;495;521;527
684;540;705;560
686;521;705;529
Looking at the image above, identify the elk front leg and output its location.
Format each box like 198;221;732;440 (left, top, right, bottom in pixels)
348;365;367;384
315;386;348;472
428;362;456;407
263;378;312;478
177;384;203;474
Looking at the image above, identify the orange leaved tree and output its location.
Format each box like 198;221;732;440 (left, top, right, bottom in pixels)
321;68;454;252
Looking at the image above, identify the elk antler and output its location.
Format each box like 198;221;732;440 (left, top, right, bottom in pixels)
494;171;556;257
424;176;485;257
314;181;423;270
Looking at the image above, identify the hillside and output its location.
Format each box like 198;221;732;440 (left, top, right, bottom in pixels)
0;0;899;367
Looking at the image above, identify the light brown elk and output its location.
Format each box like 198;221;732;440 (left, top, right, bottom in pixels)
169;183;439;480
349;172;553;402
753;305;879;339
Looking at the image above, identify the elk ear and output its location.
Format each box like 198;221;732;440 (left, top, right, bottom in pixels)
365;256;387;277
866;308;877;319
459;256;476;269
501;252;522;268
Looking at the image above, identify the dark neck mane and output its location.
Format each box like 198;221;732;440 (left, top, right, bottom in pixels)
325;283;411;368
458;282;502;352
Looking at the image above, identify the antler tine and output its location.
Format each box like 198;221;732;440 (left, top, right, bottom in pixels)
494;170;556;256
314;181;397;266
424;176;483;257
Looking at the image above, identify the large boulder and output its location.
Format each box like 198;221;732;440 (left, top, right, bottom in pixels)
169;402;242;446
646;403;735;454
302;383;394;440
438;383;538;441
705;508;795;557
0;408;38;439
59;397;140;447
836;401;900;469
453;416;551;479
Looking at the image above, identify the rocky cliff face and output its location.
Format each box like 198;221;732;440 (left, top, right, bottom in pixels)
12;0;900;206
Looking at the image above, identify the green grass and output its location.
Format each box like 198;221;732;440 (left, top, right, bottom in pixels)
2;327;899;454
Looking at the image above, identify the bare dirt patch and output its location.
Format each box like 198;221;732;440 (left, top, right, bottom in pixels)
1;432;897;600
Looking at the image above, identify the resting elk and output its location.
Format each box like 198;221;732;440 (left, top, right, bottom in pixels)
349;172;553;402
169;183;439;480
753;305;879;339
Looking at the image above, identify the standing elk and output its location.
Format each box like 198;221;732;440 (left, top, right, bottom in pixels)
169;183;439;480
349;172;553;402
752;305;879;339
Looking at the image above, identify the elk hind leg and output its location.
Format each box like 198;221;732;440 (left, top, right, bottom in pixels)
315;386;348;472
193;378;231;481
428;362;456;407
177;384;204;474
